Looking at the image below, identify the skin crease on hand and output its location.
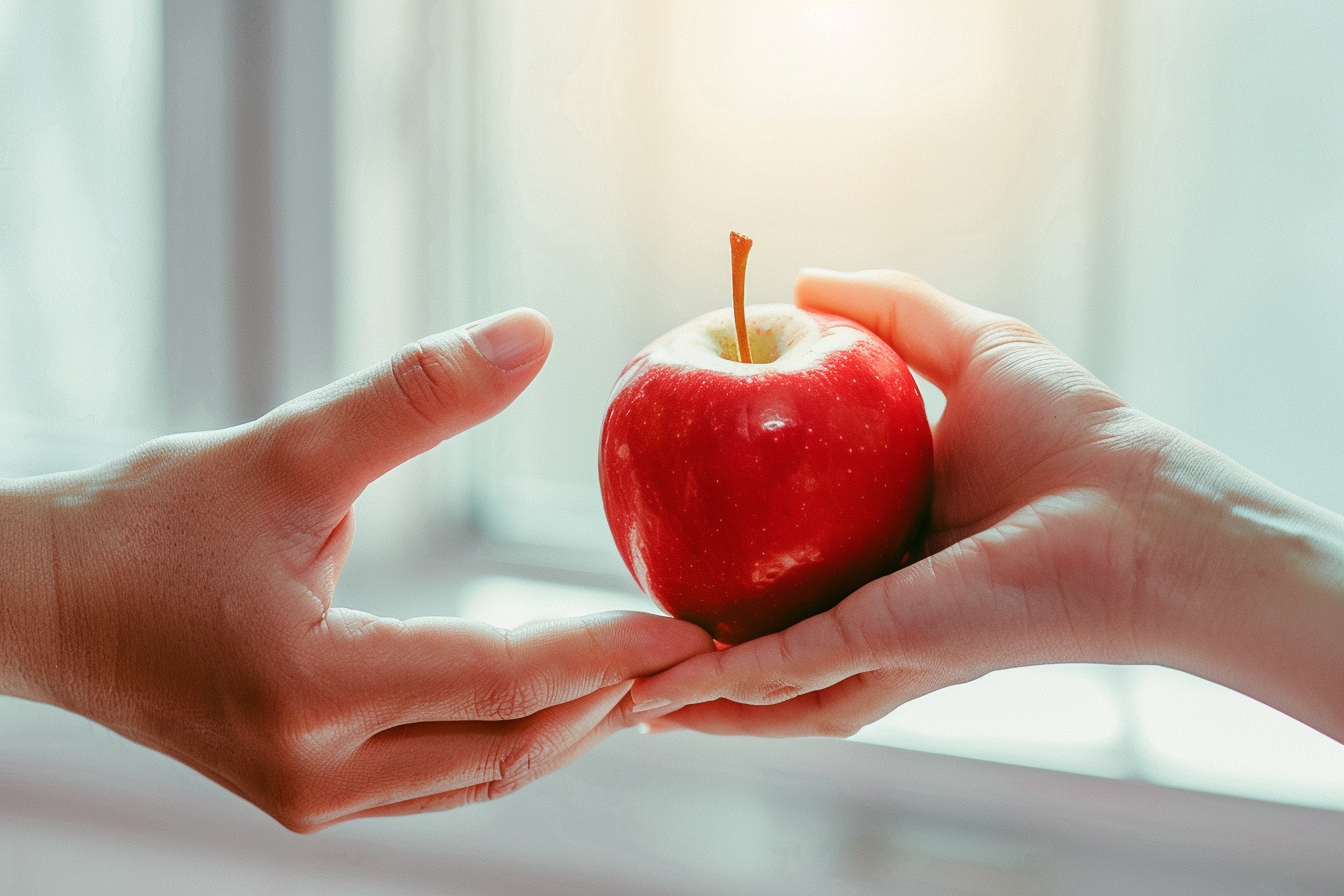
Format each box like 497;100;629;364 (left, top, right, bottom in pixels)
0;307;715;832
630;270;1344;747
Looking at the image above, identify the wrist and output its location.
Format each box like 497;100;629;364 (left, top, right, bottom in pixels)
1143;432;1344;739
0;477;62;703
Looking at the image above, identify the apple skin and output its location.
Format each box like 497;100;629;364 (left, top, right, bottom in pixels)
598;303;934;645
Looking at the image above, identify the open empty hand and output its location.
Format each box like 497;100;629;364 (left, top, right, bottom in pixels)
0;309;714;830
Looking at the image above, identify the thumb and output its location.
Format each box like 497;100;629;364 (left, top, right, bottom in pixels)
264;308;551;510
794;269;995;392
628;542;992;713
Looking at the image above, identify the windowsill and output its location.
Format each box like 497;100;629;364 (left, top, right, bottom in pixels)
3;693;1344;892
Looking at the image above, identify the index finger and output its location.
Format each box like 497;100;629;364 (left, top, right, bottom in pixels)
321;608;716;730
794;269;997;391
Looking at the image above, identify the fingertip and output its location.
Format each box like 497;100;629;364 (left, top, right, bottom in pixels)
794;265;899;293
626;639;729;714
636;717;685;735
606;678;636;703
464;307;553;373
614;688;684;730
793;267;847;310
793;267;981;389
595;610;717;663
639;700;755;737
666;617;719;657
795;266;842;284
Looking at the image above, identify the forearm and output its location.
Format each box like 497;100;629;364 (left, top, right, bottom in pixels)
0;478;60;704
1146;434;1344;741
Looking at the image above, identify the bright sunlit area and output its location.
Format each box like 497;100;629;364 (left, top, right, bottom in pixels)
3;1;1344;894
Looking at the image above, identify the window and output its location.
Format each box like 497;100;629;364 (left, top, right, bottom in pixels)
3;0;1344;833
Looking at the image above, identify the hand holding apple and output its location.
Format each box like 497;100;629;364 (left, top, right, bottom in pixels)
629;269;1344;745
599;238;934;644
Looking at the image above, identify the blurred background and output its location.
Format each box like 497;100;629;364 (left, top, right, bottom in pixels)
2;0;1344;892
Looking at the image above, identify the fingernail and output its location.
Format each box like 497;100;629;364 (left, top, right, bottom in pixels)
466;308;551;371
631;697;671;714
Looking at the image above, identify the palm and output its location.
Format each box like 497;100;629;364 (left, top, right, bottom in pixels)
912;326;1161;669
928;331;1124;547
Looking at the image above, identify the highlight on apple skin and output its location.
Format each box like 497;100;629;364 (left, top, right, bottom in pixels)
598;303;935;645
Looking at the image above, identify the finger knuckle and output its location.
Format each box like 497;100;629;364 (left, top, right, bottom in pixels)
487;732;559;800
332;612;408;660
575;617;624;687
971;316;1046;357
251;411;328;494
833;591;888;666
389;338;473;428
486;762;533;800
480;674;551;720
758;680;804;704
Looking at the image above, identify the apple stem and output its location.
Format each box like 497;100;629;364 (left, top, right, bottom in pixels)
730;231;753;364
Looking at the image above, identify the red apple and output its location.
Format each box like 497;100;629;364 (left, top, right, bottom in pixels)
598;297;934;645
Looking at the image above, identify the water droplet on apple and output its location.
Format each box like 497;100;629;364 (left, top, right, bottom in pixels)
760;408;788;432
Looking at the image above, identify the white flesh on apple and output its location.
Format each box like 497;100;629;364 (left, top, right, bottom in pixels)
637;304;865;377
